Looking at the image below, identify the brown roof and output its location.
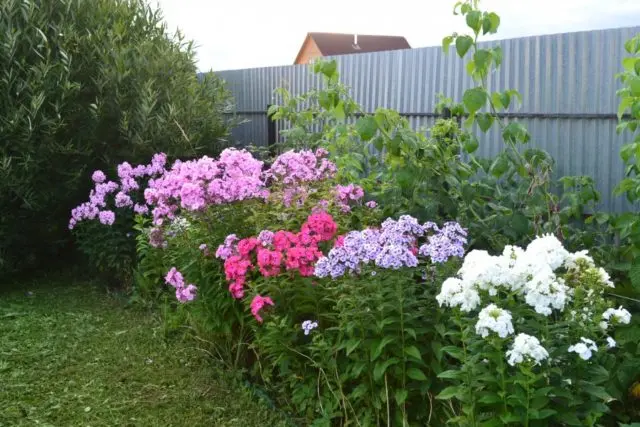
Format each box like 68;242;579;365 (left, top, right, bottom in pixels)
298;32;410;61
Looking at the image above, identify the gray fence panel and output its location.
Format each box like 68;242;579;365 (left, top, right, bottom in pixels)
217;26;640;212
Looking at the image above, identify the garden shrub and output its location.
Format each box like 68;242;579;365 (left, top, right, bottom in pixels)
0;0;233;277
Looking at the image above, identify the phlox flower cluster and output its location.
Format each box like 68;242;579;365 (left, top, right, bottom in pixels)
301;320;319;335
602;306;632;328
505;333;549;366
334;184;364;212
250;295;274;323
216;213;338;321
144;149;267;226
419;222;468;262
437;234;633;365
314;216;467;278
475;304;514;338
267;148;336;185
567;337;598;361
164;267;197;303
437;234;577;315
69;153;167;229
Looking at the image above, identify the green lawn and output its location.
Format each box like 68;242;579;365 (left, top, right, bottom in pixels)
0;278;289;427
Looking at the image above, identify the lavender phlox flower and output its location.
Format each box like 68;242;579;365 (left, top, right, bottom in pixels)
301;320;319;335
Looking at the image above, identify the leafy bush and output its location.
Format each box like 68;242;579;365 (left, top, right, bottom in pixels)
0;0;233;276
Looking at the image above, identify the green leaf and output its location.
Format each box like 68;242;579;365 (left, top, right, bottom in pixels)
406;367;428;381
500;92;511;109
477;393;503;404
530;409;557;420
556;412;582;425
491;92;504;110
371;336;395;361
462;88;487;114
334;101;346;121
623;57;640;72
404;345;423;361
619;97;633;119
466;10;482;33
345;339;361;355
440;345;465;361
586;364;610;385
491;46;503;68
506;89;522;107
356;116;378;141
435;385;464;400
630;263;640;291
437;369;463;380
502;122;530;144
483;12;500;34
625;36;640;54
476;113;494;132
320;60;338;79
489;154;509;177
373;358;399;381
464;135;479;153
473;49;492;75
581;384;614;402
455;36;474;58
443;35;454;53
629;76;640;97
395;389;408;405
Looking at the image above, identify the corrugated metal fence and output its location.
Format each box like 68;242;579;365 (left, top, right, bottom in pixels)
217;26;640;212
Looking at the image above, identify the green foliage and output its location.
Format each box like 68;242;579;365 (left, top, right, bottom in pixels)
0;0;233;275
613;32;640;282
252;264;460;426
133;206;254;369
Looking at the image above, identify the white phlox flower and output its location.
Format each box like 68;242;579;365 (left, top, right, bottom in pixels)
506;333;549;366
458;251;503;289
606;336;616;349
568;337;598;360
595;267;614;288
563;250;594;270
509;257;550;293
523;268;571;315
599;321;609;331
525;234;569;271
602;306;632;325
475;304;514;338
436;277;480;312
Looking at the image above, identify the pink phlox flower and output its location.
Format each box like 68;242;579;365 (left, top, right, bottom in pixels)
165;267;185;289
176;284;197;303
273;231;298;252
92;170;106;183
250;295;274;323
257;249;283;276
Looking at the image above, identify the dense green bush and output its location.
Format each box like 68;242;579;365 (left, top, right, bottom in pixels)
0;0;233;275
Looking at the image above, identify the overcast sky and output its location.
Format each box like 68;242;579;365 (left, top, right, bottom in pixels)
152;0;640;72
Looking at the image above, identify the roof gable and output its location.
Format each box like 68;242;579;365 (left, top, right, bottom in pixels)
309;32;410;56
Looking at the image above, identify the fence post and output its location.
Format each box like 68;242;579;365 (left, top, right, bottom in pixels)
267;104;276;155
